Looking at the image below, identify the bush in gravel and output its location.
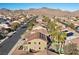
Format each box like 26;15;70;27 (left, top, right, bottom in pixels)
63;43;79;55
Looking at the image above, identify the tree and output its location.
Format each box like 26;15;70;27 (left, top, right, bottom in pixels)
28;23;34;30
47;19;67;54
6;28;12;32
42;16;50;23
27;20;35;30
11;21;20;30
0;32;6;40
50;27;67;54
47;20;57;33
63;43;79;55
57;32;67;54
69;23;75;29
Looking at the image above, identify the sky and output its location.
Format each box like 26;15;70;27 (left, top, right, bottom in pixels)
0;3;79;11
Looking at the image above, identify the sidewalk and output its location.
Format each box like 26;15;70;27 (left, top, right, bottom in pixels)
9;30;31;55
8;31;26;55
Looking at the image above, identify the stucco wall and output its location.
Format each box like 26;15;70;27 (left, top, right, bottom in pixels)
23;39;47;52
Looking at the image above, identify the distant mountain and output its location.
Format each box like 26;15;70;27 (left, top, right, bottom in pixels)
0;8;11;11
0;7;79;17
26;7;71;17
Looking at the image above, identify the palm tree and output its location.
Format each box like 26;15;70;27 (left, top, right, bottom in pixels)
47;19;67;54
42;16;50;23
47;20;59;50
58;32;67;54
47;20;57;32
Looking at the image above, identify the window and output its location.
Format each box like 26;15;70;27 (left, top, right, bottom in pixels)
45;47;46;49
39;42;41;45
40;33;46;40
39;47;41;49
28;42;31;44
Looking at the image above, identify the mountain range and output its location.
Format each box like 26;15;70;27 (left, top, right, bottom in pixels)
0;7;79;17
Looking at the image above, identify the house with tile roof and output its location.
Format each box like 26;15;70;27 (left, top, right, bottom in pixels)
23;25;51;53
23;32;47;52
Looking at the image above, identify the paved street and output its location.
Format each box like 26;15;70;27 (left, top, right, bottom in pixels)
0;16;37;55
0;24;27;55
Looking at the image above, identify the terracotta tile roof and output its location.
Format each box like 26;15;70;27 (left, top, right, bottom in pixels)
32;29;48;35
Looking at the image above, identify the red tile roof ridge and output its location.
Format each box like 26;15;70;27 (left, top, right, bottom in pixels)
26;32;47;42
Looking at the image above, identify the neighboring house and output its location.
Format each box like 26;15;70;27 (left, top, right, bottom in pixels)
0;18;6;23
0;23;11;29
36;16;43;24
18;18;25;23
23;32;48;52
36;19;43;24
0;23;11;34
21;25;52;53
32;25;49;36
11;21;21;24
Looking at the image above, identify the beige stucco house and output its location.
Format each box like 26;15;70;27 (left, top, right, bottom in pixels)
23;32;47;52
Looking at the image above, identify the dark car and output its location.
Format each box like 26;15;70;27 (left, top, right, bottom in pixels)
67;32;74;37
21;25;27;28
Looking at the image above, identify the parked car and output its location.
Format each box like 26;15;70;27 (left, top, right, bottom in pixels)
67;32;74;37
21;25;27;28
